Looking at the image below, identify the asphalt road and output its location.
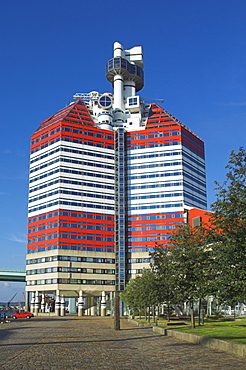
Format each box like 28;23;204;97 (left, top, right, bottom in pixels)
0;316;246;369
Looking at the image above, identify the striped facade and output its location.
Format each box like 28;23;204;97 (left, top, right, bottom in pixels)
25;43;207;315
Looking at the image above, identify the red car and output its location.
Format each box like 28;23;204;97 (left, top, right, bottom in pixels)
10;311;34;319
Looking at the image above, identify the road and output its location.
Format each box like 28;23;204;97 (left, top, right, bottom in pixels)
0;316;245;369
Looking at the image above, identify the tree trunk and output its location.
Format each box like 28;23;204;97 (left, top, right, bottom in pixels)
198;298;201;326
167;304;170;322
190;301;195;329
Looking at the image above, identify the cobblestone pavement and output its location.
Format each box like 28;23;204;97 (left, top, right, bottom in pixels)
0;316;246;369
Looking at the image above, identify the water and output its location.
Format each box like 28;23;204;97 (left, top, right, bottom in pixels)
0;301;25;317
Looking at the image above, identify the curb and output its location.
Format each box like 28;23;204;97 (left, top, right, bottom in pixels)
128;318;153;327
153;326;246;357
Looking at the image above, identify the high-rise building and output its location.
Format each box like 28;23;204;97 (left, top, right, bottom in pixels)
26;42;207;315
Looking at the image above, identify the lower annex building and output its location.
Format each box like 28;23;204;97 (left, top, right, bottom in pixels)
25;42;207;315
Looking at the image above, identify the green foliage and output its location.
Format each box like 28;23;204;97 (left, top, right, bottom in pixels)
122;148;246;323
121;270;158;312
150;247;177;307
210;147;246;305
170;224;215;303
170;224;215;328
120;276;142;310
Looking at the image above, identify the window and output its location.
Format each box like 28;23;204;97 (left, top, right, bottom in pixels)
129;97;138;106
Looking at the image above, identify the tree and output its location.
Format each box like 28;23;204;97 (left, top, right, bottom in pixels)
121;270;159;318
210;147;246;306
170;224;214;328
120;275;143;316
150;246;178;321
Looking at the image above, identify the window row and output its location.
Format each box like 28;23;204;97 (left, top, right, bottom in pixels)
184;182;207;197
27;267;115;275
31;128;61;144
29;222;114;233
31;137;114;154
129;247;154;253
29;178;114;194
28;211;113;223
127;131;181;141
184;193;207;208
27;244;115;254
127;141;180;150
62;127;113;141
30;156;114;174
129;235;169;242
183;151;205;169
28;233;114;244
129;192;182;201
128;171;181;180
128;150;181;161
30;146;114;165
29;189;114;204
27;256;115;264
127;269;148;274
128;224;177;231
128;161;181;171
28;200;114;214
183;172;206;188
128;181;181;190
29;167;114;184
127;258;152;263
31;127;113;145
182;132;204;151
129;213;183;221
128;203;183;211
183;162;206;178
27;279;115;285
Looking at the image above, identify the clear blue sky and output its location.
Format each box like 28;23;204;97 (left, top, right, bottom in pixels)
0;0;246;301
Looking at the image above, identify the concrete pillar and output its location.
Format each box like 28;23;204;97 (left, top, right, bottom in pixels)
101;291;106;316
68;298;77;314
84;298;88;316
41;293;45;313
25;291;30;311
84;297;90;316
55;290;60;316
78;291;83;316
60;295;65;316
30;292;35;313
91;297;96;316
34;291;40;316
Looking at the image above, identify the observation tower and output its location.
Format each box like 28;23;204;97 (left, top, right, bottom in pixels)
25;42;207;316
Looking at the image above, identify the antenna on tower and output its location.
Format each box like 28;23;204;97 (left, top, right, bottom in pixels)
141;98;164;104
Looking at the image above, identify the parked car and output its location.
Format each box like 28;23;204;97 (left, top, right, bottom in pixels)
10;311;34;319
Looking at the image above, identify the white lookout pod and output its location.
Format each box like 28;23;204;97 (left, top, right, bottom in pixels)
114;42;124;58
97;112;113;131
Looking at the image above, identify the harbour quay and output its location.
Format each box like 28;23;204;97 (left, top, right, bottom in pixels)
1;316;246;369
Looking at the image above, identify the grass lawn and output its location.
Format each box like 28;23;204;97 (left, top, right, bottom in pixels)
162;319;246;345
134;318;246;344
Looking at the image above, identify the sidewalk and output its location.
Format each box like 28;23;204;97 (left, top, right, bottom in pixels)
0;316;246;369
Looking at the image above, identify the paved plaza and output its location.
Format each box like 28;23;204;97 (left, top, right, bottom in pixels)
0;316;246;369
